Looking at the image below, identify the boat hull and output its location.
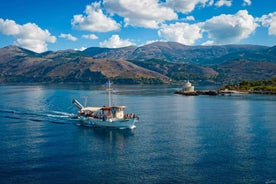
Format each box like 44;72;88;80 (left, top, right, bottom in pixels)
79;116;138;129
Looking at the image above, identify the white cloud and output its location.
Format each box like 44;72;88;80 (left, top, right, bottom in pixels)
215;0;232;7
59;33;77;41
208;0;215;6
99;34;134;48
82;34;98;40
144;40;165;45
257;12;276;36
201;40;214;45
0;19;20;35
74;47;87;51
202;10;258;44
158;22;202;45
71;2;120;32
0;18;56;53
103;0;177;28
184;16;195;21
164;0;210;13
243;0;251;6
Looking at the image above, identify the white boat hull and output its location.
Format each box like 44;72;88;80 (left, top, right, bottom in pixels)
79;117;138;129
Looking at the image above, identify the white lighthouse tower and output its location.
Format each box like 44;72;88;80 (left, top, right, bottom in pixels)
182;80;195;92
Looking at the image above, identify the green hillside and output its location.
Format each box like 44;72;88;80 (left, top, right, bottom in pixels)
221;77;276;92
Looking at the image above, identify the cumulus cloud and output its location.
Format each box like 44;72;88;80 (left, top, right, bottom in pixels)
71;2;120;32
0;19;20;35
164;0;210;13
202;10;258;44
215;0;232;7
158;22;202;45
257;12;276;36
0;18;56;53
82;34;98;40
103;0;177;28
59;33;77;41
99;34;134;48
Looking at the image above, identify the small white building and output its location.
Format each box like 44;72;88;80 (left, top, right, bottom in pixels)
182;80;195;92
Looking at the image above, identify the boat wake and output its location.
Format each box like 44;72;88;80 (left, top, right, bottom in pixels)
45;111;76;119
0;109;77;125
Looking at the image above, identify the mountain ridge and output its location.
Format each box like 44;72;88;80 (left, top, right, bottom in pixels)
0;42;276;84
82;42;273;64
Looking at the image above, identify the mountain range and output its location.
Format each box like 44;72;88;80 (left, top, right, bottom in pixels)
0;42;276;85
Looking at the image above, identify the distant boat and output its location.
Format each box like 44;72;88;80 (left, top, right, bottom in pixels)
72;80;139;129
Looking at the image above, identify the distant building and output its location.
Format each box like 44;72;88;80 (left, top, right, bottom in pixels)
182;80;195;92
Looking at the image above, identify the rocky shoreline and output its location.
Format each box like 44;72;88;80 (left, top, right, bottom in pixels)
175;90;276;96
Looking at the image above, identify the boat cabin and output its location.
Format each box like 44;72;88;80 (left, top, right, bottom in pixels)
100;106;126;119
79;106;126;120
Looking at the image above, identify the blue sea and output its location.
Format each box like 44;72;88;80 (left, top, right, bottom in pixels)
0;84;275;184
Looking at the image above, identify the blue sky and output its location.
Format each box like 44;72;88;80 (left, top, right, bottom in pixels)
0;0;275;53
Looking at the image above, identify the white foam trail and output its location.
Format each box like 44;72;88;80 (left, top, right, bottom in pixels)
46;111;75;118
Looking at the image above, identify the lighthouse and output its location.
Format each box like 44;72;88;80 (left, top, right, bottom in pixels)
182;80;195;92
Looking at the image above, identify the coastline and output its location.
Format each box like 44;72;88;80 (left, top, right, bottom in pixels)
175;89;276;96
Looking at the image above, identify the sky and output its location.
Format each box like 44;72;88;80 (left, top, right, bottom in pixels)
0;0;276;53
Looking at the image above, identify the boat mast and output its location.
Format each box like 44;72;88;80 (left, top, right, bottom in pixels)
82;96;88;107
107;80;112;106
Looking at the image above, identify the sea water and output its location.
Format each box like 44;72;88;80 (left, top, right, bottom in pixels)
0;84;275;184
